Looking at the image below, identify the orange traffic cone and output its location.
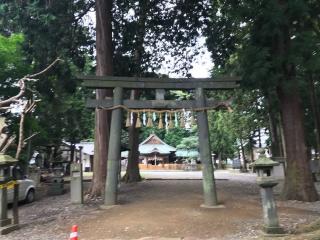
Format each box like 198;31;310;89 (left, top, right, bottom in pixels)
69;225;78;240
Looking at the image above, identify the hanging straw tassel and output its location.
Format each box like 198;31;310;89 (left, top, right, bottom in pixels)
168;113;174;129
180;113;185;128
190;114;196;126
174;112;178;127
136;112;142;128
126;111;131;127
165;112;168;129
158;113;164;129
143;112;147;125
146;112;153;127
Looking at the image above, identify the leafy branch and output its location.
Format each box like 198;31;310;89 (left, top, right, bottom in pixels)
0;58;62;158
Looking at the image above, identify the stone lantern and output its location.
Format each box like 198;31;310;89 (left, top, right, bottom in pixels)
0;154;18;182
0;154;19;235
252;149;284;234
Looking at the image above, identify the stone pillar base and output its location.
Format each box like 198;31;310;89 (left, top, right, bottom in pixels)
263;225;285;235
200;204;225;209
100;204;118;210
0;218;11;227
0;224;19;235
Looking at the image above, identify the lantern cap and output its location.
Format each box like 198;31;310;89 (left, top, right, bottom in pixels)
251;149;279;168
0;154;18;166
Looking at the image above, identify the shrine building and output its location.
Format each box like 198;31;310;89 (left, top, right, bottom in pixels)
139;134;176;166
122;134;176;166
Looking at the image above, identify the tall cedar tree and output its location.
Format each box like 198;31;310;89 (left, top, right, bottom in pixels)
206;0;319;201
89;0;114;197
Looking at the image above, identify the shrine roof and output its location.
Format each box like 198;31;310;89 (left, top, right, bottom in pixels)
139;134;176;155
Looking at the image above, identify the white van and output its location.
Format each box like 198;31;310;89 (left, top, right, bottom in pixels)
7;179;36;204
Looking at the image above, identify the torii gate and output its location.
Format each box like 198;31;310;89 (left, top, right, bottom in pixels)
80;75;240;208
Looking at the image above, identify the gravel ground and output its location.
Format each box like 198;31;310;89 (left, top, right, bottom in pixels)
1;170;320;240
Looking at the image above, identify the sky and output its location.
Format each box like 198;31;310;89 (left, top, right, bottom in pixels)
159;37;213;78
188;49;213;78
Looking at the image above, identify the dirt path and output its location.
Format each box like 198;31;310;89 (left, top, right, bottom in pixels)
2;172;320;240
78;180;319;240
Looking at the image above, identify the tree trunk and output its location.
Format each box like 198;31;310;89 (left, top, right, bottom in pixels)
218;152;222;169
268;112;283;157
308;75;320;162
122;1;148;183
266;90;283;157
279;115;286;158
278;85;318;201
89;0;113;197
240;138;247;172
123;92;142;182
248;136;254;163
0;134;10;152
70;143;75;162
237;148;241;161
122;110;142;182
257;129;262;148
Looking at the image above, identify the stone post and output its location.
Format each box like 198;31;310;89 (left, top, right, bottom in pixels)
0;187;10;227
260;186;282;233
0;154;19;235
12;183;19;225
70;163;83;204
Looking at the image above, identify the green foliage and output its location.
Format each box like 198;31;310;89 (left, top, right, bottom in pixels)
207;89;268;160
204;0;320;156
164;128;191;147
0;33;30;98
177;136;198;150
0;1;95;158
139;127;166;143
208;111;236;158
206;0;320;89
0;33;30;161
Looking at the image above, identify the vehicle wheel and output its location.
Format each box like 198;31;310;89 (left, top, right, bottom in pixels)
25;189;35;203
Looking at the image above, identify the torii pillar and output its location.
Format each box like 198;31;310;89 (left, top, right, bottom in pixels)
104;87;123;206
196;88;222;208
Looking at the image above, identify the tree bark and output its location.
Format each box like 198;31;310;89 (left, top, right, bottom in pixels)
279;115;286;158
240;138;247;172
0;134;10;151
218;152;223;169
268;108;283;157
89;0;113;197
272;0;317;201
308;75;320;160
257;129;262;148
278;85;318;201
266;90;283;157
122;0;148;183
70;143;75;162
122;110;142;183
248;136;255;163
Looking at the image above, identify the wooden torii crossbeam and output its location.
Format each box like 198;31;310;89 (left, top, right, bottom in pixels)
80;75;240;89
80;75;240;208
81;75;240;110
